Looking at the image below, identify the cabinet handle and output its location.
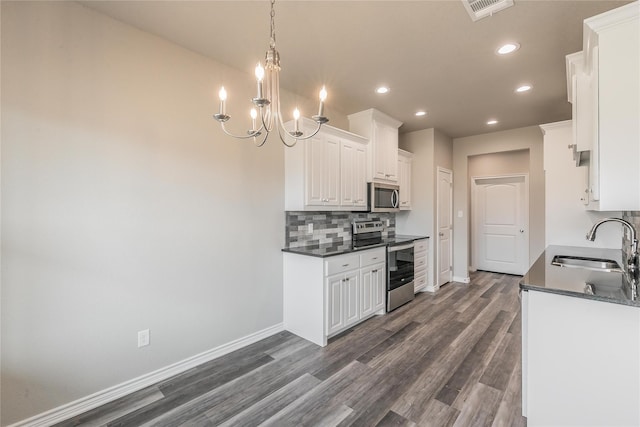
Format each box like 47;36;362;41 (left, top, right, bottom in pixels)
345;277;350;282
372;257;378;260
342;264;350;267
372;269;378;273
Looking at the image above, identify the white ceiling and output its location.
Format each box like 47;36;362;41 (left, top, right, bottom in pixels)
79;0;631;138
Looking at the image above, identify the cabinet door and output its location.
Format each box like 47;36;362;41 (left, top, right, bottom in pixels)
372;121;398;182
340;140;355;206
306;135;325;206
372;263;386;312
305;134;340;207
398;154;412;209
354;143;367;207
324;135;341;206
343;272;360;327
372;121;387;181
326;275;345;335
382;125;399;182
360;267;375;318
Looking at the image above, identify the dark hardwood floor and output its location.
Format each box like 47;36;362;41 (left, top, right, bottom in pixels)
58;271;526;427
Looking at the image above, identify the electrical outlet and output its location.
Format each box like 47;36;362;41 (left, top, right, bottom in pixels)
137;329;150;348
307;223;313;233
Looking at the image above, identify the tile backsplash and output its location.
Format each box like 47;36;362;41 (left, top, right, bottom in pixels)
285;211;395;248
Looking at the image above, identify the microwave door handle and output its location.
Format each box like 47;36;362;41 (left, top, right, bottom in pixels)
392;189;399;208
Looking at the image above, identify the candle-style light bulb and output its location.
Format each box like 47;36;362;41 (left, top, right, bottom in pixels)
293;108;301;133
218;86;227;115
255;63;265;99
318;86;327;116
250;108;258;130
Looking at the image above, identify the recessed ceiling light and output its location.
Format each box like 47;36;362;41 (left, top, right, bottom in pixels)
415;111;427;117
487;119;498;125
375;86;389;94
496;42;520;55
516;84;532;93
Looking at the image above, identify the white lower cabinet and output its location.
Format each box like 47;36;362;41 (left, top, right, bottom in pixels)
521;290;640;425
284;247;386;346
326;270;360;336
360;262;386;318
413;238;429;292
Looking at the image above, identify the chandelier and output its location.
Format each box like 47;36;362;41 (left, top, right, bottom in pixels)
213;0;329;147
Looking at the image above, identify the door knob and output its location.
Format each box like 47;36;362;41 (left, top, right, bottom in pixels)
520;229;524;233
439;232;444;237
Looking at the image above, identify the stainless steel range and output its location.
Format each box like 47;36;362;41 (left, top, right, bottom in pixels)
386;241;415;311
352;220;415;312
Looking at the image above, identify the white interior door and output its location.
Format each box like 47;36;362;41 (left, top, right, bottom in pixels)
437;168;453;286
473;175;528;275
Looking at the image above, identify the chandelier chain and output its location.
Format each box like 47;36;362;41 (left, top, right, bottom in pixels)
269;0;276;49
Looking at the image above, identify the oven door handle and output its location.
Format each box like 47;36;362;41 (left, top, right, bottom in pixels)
388;243;414;252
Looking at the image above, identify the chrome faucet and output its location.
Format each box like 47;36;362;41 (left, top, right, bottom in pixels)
587;218;638;277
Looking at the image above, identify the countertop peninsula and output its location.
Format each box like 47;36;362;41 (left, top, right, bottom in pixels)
520;245;639;307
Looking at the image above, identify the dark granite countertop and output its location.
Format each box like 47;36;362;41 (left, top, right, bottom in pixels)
282;235;429;258
520;245;639;307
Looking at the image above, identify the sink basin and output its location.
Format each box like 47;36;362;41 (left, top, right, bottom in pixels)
551;255;623;273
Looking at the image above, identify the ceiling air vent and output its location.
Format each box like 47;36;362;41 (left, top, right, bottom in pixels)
462;0;514;21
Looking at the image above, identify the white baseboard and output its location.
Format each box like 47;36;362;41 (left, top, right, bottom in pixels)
453;275;471;284
9;323;284;427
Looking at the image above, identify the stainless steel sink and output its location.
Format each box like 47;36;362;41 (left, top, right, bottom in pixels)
551;255;623;273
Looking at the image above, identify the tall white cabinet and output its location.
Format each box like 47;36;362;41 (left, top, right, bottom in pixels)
347;109;403;183
566;2;639;211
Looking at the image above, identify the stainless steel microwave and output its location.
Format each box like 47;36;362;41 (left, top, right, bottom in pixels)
368;182;400;212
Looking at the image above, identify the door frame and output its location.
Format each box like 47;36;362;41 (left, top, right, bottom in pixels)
436;167;453;287
471;173;529;274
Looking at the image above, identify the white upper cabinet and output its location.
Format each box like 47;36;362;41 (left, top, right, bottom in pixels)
348;109;403;183
306;133;340;207
398;149;413;210
566;52;596;157
285;118;369;211
566;3;639;211
340;138;367;209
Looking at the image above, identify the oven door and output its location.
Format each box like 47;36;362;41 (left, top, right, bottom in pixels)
387;243;415;311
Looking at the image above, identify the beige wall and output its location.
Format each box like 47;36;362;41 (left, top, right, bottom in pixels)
0;2;346;424
468;149;529;178
397;128;453;288
453;126;544;281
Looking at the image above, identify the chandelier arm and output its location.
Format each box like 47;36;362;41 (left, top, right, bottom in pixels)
276;124;298;148
253;131;270;147
271;79;324;142
258;105;275;134
286;121;324;141
220;122;264;140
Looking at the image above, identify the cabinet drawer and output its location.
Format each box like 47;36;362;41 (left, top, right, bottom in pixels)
414;255;427;271
414;239;428;252
415;264;427;277
414;274;427;291
326;255;360;276
359;248;386;267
